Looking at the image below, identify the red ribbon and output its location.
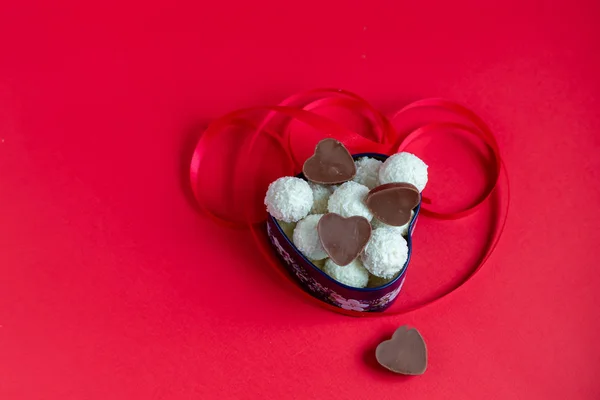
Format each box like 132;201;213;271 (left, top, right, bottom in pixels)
189;88;509;317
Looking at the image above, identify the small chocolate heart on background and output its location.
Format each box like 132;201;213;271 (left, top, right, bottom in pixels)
317;213;371;266
302;138;356;184
366;183;420;227
376;326;427;375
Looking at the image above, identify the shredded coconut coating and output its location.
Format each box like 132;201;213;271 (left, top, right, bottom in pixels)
361;227;408;279
327;181;373;221
378;152;428;192
352;157;382;189
264;177;313;223
308;182;334;214
293;214;328;260
323;258;369;288
371;210;414;236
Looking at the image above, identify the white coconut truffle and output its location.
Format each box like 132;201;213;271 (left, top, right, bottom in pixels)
308;182;334;214
323;258;369;288
371;210;415;236
353;157;382;189
362;227;409;279
378;152;428;192
264;177;313;223
293;214;328;260
276;220;296;240
327;181;373;221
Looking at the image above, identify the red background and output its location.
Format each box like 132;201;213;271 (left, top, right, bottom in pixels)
1;1;600;399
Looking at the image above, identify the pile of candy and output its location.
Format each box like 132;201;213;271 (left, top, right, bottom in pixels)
264;139;428;288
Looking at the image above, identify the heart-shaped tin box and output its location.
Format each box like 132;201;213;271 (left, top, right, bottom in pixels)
266;153;421;312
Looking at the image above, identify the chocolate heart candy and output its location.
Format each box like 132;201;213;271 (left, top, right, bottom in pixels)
317;213;371;266
302;138;356;184
366;183;420;227
376;326;427;375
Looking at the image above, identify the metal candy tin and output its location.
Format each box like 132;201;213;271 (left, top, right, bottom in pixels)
266;153;420;312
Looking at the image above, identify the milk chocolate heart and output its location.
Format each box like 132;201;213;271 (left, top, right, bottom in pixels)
376;326;427;375
317;213;371;266
366;183;420;227
302;138;356;184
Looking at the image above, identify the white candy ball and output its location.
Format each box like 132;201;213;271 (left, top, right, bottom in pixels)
308;182;334;214
293;214;328;260
353;157;382;189
265;177;313;223
362;227;408;279
323;258;370;288
371;210;415;236
378;152;428;192
327;181;373;221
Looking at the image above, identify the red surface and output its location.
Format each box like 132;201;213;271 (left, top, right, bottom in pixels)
1;1;600;399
